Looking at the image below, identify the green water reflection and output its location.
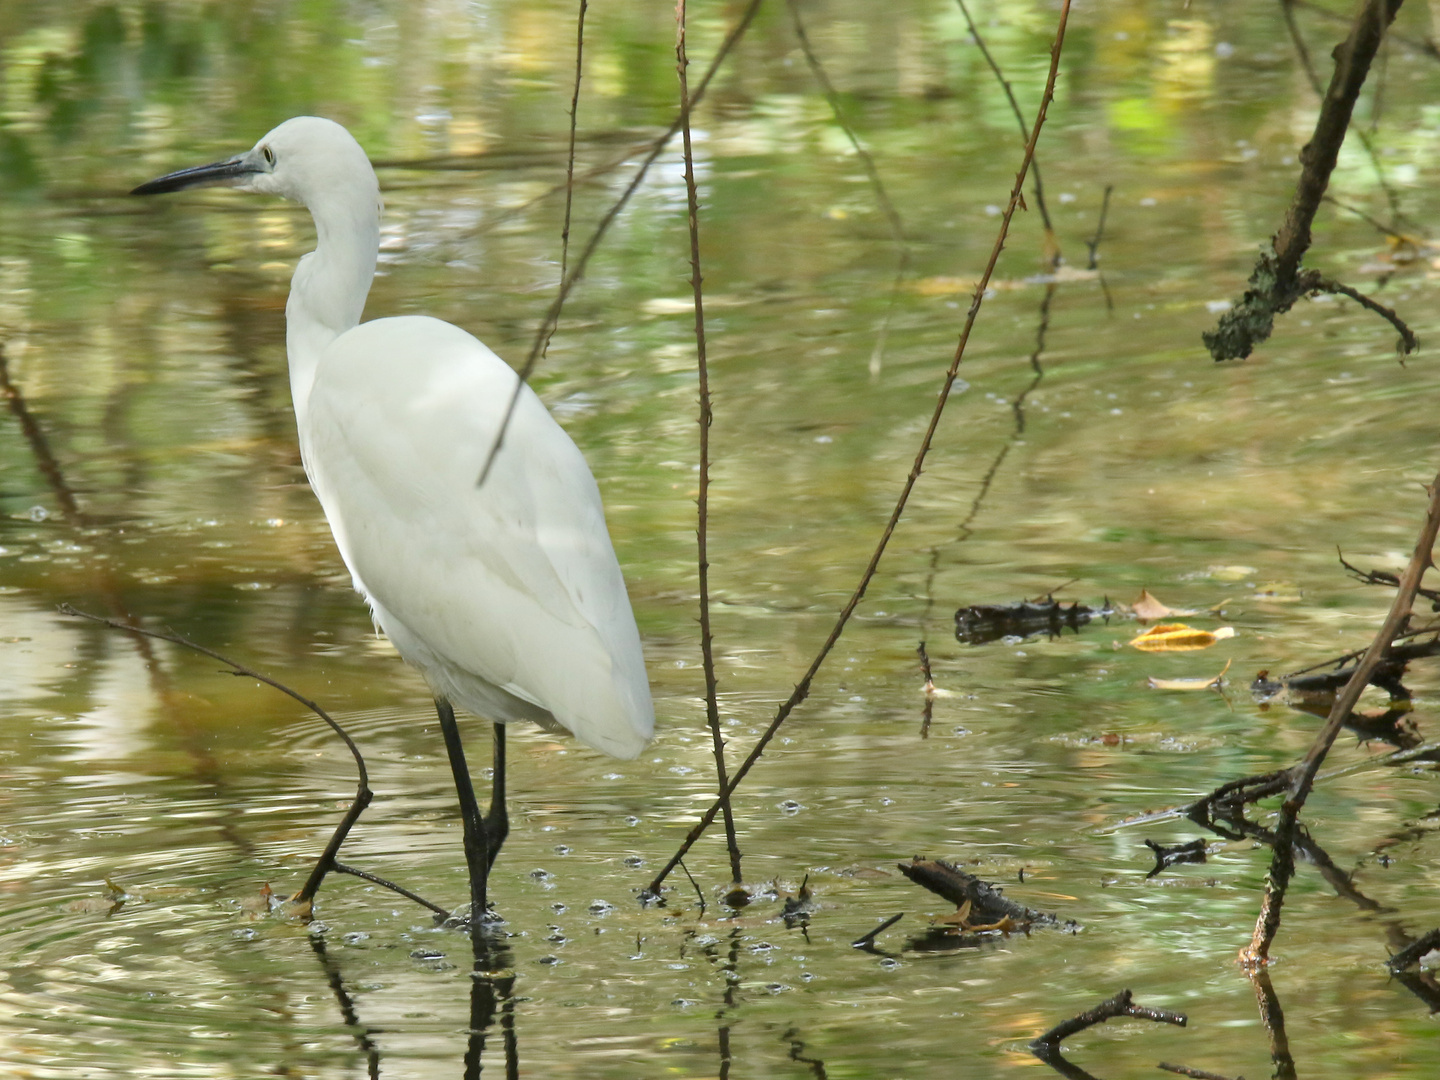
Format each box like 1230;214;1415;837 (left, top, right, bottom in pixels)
5;0;1440;1076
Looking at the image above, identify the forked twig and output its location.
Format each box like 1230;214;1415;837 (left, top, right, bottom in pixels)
58;604;443;915
1205;0;1415;361
1243;469;1440;965
644;0;1074;898
677;0;742;886
1030;988;1186;1054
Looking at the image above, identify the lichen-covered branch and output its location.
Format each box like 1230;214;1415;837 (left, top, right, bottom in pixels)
1204;0;1414;361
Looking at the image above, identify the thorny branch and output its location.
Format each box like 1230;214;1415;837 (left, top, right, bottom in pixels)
644;0;1074;899
1205;0;1416;361
956;0;1060;266
676;0;743;887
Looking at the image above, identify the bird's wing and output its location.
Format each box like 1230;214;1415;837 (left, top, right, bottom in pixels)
302;315;653;757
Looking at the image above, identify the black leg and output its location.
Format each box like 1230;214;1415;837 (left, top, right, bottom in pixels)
486;722;509;872
435;698;490;930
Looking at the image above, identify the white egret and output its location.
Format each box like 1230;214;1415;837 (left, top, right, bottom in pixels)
132;116;654;929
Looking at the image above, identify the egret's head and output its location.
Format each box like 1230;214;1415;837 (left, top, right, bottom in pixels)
132;116;378;212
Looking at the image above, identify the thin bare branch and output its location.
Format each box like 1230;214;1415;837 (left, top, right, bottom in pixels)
677;0;742;886
57;604;376;909
0;344;86;527
478;0;766;485
644;0;1074;898
1030;988;1186;1054
956;0;1059;264
539;0;589;367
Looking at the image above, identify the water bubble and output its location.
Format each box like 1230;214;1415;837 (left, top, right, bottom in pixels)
778;799;804;816
343;931;370;945
588;899;615;916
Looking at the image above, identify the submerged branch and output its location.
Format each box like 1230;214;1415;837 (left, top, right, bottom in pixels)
1030;988;1186;1054
956;0;1059;264
1243;468;1440;965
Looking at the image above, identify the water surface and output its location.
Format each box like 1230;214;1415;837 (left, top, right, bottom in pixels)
4;1;1440;1076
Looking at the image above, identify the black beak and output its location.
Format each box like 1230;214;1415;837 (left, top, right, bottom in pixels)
131;156;259;196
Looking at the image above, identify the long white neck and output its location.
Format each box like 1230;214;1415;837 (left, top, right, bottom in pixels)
285;194;379;428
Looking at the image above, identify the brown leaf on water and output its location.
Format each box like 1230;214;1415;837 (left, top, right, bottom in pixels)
1129;623;1236;652
1147;658;1232;691
1131;588;1198;622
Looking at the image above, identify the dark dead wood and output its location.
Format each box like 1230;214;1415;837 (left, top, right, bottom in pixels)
1185;769;1294;821
1245;469;1440;966
1392;969;1440;1013
1204;0;1415;361
956;597;1113;645
1144;838;1207;878
898;858;1058;925
1386;927;1440;972
1031;989;1186;1055
1158;1064;1244;1080
851;912;904;948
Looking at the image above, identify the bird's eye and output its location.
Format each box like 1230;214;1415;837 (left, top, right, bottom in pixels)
261;145;275;166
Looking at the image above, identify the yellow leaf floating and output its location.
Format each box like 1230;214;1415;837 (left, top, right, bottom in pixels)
1129;623;1236;652
1147;659;1232;691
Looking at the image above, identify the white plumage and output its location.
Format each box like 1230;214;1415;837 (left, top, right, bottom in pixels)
133;116;654;917
305;315;651;758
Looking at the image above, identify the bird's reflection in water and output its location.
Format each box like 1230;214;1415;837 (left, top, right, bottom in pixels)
465;935;519;1080
309;930;520;1078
